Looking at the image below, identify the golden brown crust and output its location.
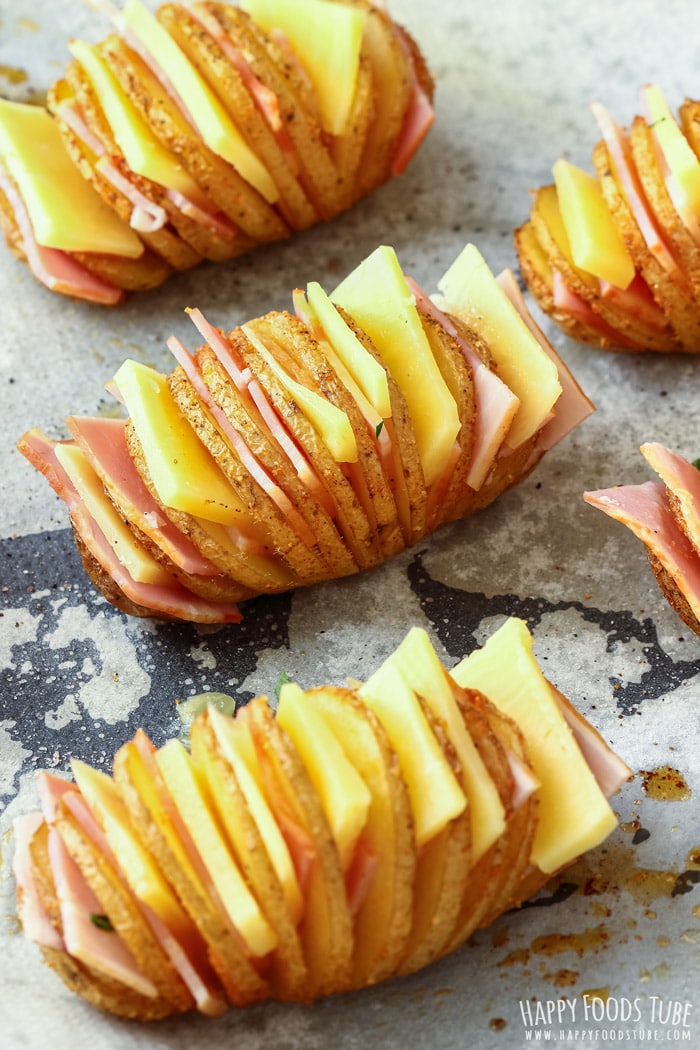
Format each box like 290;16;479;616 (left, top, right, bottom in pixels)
645;547;700;636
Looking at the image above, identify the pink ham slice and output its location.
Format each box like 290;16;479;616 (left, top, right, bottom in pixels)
390;27;435;176
12;811;65;951
0;164;123;305
167;334;318;549
552;270;646;350
590;102;687;288
408;276;520;490
584;479;700;624
496;268;595;450
18;428;242;623
66;415;222;577
641;441;700;552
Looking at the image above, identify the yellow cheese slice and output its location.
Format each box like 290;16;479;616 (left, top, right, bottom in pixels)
155;737;278;957
68;38;211;210
387;627;506;861
305;281;392;419
643;83;700;216
54;442;173;586
0;98;143;257
276;682;371;869
331;245;460;486
117;734;210;903
241;0;366;135
113;359;248;525
121;0;278;203
451;617;617;874
535;184;598;290
433;243;562;450
207;707;303;924
552;158;635;289
71;759;193;940
358;660;466;847
242;323;358;463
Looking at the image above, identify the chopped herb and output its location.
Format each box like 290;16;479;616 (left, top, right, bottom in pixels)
90;913;114;932
693;457;700;472
275;671;291;700
375;420;384;439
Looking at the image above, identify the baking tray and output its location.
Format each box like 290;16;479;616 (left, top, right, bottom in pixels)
1;1;699;1047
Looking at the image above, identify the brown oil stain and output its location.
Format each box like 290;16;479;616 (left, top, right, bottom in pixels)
640;766;691;801
489;1018;507;1031
498;947;530;967
491;928;509;948
531;924;609;959
693;905;700;918
0;64;27;85
624;867;679;906
552;969;579;987
582;987;611;1004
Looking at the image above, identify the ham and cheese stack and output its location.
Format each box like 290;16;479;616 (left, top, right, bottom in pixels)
13;617;631;1021
0;0;434;305
585;443;700;636
515;85;700;352
17;242;594;624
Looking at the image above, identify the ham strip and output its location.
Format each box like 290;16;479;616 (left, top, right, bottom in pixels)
18;429;242;623
0;164;123;305
390;27;435;176
167;334;318;548
590;102;687;286
12;812;65;951
55;99;168;233
552;270;645;350
66;416;221;577
496;268;595;450
584;480;700;622
408;276;520;489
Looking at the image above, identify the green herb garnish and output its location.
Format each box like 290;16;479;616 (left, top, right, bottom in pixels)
375;420;384;439
275;671;291;700
90;913;114;932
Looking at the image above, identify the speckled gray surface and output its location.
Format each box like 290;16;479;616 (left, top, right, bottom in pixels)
1;1;700;1048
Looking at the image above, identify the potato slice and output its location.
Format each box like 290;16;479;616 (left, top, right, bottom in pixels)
100;32;286;245
244;697;353;999
158;2;317;231
301;686;416;987
190;710;307;1000
113;730;270;1006
194;341;359;580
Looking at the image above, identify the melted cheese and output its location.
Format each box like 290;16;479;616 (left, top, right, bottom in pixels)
359;660;466;847
388;627;506;861
0;98;143;257
155;738;278;957
331;245;460;486
207;707;303;923
241;0;366;135
643;83;700;216
552;158;635;289
451;617;617;874
71;760;194;941
54;442;172;585
276;683;371;869
121;0;278;202
242;323;358;463
433;243;561;449
305;281;392;418
69;38;211;210
113;359;247;525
